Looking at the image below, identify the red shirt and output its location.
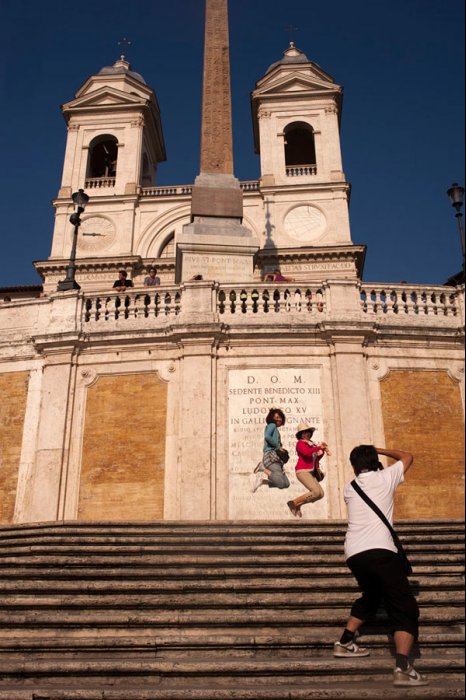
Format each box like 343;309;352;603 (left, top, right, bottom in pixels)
295;439;324;471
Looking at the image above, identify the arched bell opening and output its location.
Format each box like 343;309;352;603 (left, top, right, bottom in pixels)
284;122;317;177
86;135;119;186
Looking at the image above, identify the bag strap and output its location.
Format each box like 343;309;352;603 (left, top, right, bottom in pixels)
350;479;404;553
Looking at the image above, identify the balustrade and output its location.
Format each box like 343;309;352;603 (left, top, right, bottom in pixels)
216;285;325;316
141;181;260;198
286;165;317;177
83;289;182;323
360;284;459;317
84;177;116;189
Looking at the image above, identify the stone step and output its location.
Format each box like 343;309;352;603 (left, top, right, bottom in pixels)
0;574;462;593
0;546;464;566
0;628;464;654
0;532;463;547
1;543;463;558
0;653;463;678
0;656;463;691
1;589;463;610
0;681;464;700
1;564;463;580
1;606;463;629
0;680;464;700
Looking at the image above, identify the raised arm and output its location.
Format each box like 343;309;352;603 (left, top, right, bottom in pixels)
375;447;414;474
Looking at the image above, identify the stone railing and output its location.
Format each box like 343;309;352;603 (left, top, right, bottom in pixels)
359;284;460;318
79;282;463;331
216;284;325;316
141;185;193;197
83;288;182;324
141;181;260;198
84;177;116;189
240;181;260;192
286;165;317;177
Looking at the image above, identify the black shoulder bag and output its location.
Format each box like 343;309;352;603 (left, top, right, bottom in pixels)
351;480;413;576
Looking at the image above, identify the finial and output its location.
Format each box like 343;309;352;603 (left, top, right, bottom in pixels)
117;37;132;60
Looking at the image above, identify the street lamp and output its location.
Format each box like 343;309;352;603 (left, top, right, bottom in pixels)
447;182;465;275
57;189;90;292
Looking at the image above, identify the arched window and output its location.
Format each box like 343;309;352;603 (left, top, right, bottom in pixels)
284;122;316;170
87;135;118;179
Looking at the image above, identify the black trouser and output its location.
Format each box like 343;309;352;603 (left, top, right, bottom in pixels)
347;548;419;639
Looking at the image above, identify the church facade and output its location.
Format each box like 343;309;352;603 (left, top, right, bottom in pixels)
0;11;464;525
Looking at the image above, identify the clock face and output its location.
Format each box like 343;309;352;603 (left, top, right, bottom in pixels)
76;216;116;252
284;205;326;242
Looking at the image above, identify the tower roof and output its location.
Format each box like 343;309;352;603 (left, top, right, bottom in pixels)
98;56;146;85
266;43;312;74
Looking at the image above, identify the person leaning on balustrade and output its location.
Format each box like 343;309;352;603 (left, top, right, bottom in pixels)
144;267;161;287
112;270;134;292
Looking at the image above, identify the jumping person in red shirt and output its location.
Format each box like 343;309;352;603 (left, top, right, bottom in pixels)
287;422;330;517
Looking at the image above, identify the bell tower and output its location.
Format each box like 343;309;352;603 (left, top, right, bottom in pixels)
251;43;354;250
49;55;166;262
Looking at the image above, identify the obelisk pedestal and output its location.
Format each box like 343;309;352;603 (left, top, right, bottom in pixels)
176;0;258;283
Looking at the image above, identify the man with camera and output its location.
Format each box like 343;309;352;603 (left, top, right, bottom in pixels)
333;445;428;688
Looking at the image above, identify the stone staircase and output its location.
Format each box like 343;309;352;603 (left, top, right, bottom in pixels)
0;520;463;699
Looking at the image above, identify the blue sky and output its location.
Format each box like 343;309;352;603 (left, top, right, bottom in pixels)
0;0;464;287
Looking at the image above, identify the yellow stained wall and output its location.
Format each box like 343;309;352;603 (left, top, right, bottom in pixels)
380;370;465;519
78;373;167;521
0;372;29;524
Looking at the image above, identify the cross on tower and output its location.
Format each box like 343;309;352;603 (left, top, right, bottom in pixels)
117;37;132;59
285;24;299;45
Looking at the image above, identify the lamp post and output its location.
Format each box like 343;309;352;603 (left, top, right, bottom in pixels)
447;182;465;276
57;189;90;292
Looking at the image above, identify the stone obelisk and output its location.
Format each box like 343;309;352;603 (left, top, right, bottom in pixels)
176;0;258;283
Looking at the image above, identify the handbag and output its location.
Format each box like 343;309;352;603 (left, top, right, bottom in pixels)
314;467;325;482
351;480;413;575
277;448;290;464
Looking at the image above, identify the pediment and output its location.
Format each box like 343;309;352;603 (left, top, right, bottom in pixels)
256;73;338;97
62;87;145;112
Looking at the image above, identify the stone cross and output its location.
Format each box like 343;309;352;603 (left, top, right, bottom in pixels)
199;0;234;175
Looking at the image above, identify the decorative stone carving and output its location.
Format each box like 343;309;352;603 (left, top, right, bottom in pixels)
79;368;98;386
131;116;145;127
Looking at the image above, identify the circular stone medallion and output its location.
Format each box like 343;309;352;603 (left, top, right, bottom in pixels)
284;205;326;242
76;216;116;252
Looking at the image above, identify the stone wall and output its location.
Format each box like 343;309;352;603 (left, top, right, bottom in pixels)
380;370;465;519
0;372;29;524
78;373;167;521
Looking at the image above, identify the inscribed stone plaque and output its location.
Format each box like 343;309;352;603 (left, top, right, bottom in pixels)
228;368;327;520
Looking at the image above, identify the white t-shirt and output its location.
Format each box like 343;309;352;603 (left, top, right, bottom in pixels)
344;461;405;560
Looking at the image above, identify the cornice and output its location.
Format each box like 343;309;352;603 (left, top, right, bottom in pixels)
34;256;143;279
